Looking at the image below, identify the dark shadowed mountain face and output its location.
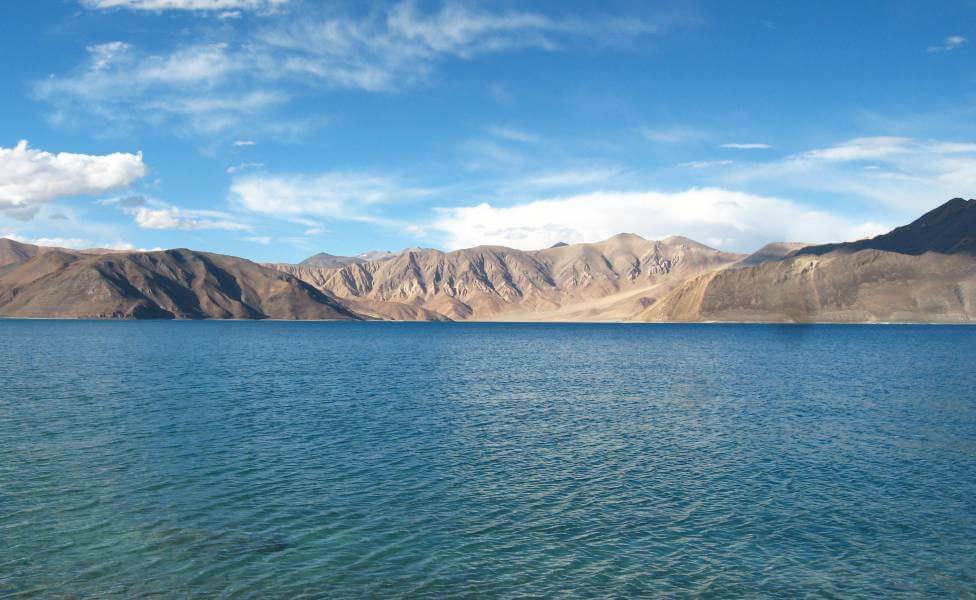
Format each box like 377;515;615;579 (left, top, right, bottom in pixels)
734;242;810;268
0;245;361;320
796;198;976;257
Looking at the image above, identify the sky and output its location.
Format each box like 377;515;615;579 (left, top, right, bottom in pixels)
0;0;974;262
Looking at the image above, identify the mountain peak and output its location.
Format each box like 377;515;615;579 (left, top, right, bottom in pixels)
796;197;976;257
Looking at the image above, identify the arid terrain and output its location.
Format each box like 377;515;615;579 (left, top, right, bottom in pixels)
2;198;973;322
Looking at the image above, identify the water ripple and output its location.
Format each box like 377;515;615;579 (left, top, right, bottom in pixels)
0;321;974;597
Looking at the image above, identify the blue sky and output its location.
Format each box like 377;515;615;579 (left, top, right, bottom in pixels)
0;0;974;262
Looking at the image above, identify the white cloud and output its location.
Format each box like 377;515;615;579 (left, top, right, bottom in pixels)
43;3;686;135
131;206;251;230
486;126;538;144
0;140;146;220
928;35;966;53
801;136;911;161
640;126;706;144
679;160;734;169
230;172;431;219
81;0;287;12
405;224;427;238
721;143;772;149
226;162;264;174
37;43;284;135
511;168;624;190
431;188;887;252
103;194;251;231
243;235;273;245
2;233;92;249
233;139;256;147
2;233;141;251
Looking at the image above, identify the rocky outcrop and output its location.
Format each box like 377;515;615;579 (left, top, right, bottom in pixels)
273;234;744;321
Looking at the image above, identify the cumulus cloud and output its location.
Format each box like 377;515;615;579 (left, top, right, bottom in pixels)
0;140;146;220
431;188;887;252
230;172;431;219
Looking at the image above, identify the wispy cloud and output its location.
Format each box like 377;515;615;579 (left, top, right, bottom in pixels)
927;35;966;53
720;143;772;149
679;160;735;169
639;125;707;144
80;0;288;14
42;2;689;137
105;194;252;230
230;171;434;221
718;136;976;211
512;167;624;190
131;206;251;231
226;162;264;174
486;126;538;144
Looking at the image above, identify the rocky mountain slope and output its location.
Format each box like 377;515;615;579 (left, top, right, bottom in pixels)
639;198;976;323
3;198;972;322
274;234;744;321
0;245;360;320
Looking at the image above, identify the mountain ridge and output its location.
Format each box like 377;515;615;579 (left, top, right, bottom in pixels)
0;246;361;320
2;198;973;322
640;198;976;323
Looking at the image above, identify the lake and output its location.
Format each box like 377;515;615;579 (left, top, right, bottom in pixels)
1;321;974;597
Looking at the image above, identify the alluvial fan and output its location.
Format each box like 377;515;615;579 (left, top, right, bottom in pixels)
1;321;974;597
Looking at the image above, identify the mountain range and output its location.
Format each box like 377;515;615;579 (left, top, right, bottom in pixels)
1;198;973;322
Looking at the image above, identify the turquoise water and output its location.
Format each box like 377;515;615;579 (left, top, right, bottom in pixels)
1;321;974;598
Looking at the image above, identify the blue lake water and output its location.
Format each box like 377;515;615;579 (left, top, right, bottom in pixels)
0;321;974;597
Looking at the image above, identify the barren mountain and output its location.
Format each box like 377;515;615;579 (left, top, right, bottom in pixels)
275;234;744;321
0;244;360;320
0;238;45;268
639;199;976;323
4;199;971;322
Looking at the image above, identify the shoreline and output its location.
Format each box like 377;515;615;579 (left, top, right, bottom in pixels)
1;316;973;326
